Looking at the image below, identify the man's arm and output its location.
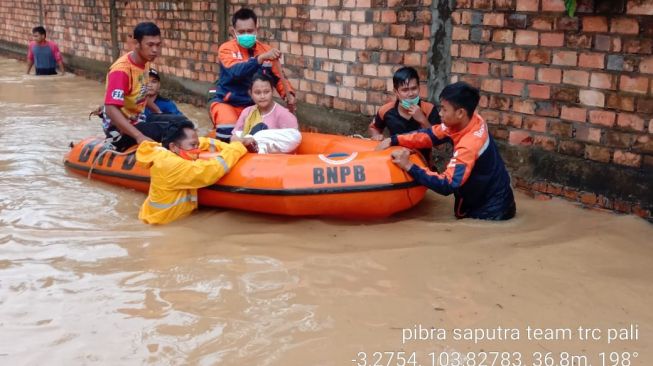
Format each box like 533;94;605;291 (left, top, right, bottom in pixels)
146;97;162;114
270;58;295;112
368;110;387;141
57;60;65;74
376;124;450;151
404;145;476;196
368;120;384;141
51;42;64;74
218;45;265;82
165;142;248;189
26;45;34;74
392;124;449;149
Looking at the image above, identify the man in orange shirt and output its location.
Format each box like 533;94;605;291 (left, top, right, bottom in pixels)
102;22;164;151
209;8;295;141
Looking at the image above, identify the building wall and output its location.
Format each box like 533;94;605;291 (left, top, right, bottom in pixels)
0;0;650;218
450;0;652;216
115;1;222;83
453;0;652;168
0;1;41;50
43;0;114;64
228;0;434;117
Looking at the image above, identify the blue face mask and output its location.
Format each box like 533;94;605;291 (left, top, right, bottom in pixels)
236;34;256;49
401;96;420;109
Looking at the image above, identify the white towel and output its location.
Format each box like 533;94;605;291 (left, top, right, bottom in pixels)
234;128;302;154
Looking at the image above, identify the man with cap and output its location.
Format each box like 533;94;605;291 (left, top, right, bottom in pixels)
144;68;183;120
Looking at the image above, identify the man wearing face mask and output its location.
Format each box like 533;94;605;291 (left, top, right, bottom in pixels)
368;67;441;161
209;7;296;141
136;119;249;224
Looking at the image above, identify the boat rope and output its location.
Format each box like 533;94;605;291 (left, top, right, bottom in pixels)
87;142;137;180
400;149;428;208
350;134;370;140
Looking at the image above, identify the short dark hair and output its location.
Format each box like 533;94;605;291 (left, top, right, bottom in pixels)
250;71;274;89
162;119;195;149
439;81;480;118
232;8;257;27
32;26;46;36
392;66;419;90
133;22;160;42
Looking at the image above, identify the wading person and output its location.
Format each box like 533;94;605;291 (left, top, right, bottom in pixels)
26;26;65;75
377;82;516;220
136;120;252;224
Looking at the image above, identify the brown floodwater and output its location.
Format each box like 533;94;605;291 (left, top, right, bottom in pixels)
0;56;652;366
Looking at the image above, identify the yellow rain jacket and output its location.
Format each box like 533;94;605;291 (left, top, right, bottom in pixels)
136;137;247;224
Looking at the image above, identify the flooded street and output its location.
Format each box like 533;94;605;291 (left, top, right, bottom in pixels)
1;56;652;365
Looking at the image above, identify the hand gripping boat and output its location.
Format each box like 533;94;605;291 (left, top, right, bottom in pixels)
63;132;427;218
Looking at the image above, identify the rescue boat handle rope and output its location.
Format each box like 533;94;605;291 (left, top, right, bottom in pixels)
350;134;370;140
84;142;418;209
341;133;419;206
87;143;137;180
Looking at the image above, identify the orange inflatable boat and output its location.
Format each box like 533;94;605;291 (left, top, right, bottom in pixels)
63;132;427;218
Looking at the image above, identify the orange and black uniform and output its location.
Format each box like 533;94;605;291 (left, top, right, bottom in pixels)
391;113;516;220
371;100;441;160
209;39;294;140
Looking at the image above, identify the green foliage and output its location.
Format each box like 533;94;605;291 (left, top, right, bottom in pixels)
564;0;577;17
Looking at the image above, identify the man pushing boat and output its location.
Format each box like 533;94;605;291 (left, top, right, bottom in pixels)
377;82;516;221
136;119;254;224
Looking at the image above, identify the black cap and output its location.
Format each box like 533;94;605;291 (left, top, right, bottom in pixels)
148;68;160;81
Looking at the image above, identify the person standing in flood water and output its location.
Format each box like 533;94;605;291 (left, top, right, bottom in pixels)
136;119;249;224
26;26;64;76
377;82;516;220
102;22;166;151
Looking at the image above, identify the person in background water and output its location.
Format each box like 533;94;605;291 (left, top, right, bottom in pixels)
377;82;516;221
26;26;64;76
231;72;300;154
368;66;441;161
136;119;249;225
209;7;295;141
102;22;167;151
143;68;183;120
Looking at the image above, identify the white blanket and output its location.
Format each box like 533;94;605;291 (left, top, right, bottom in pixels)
234;128;302;154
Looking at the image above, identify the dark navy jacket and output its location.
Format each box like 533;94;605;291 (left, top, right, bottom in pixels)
392;113;515;220
209;39;293;107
